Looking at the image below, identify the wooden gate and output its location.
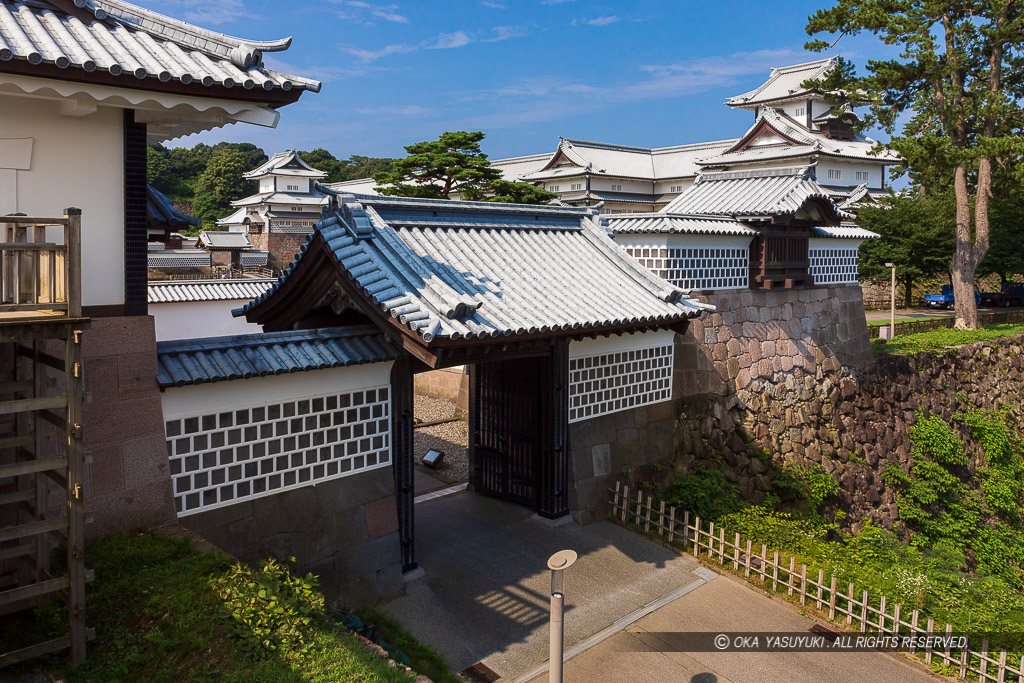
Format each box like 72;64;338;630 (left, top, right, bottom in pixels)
470;355;549;508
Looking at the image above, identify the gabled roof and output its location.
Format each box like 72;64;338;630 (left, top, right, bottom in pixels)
698;107;898;167
148;278;273;303
608;213;758;236
157;325;398;388
147;184;199;229
727;57;837;109
513;137;736;183
243;150;327;179
662;166;853;221
215;207;250;226
199;231;253;249
230;191;327;208
812;224;879;240
0;0;320;98
240;193;709;356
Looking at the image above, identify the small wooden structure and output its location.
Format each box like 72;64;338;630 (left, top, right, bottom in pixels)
0;209;90;667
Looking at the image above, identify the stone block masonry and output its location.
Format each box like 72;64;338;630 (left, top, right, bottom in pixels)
250;232;308;269
82;316;177;536
181;466;402;608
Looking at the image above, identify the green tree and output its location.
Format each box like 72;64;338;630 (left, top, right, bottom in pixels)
463;179;559;205
295;150;394;184
192;149;253;226
857;192;956;306
981;188;1024;284
374;131;501;199
805;1;1024;329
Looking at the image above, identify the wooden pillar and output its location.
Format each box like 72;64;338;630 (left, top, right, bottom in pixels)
390;356;416;572
537;339;569;518
66;325;86;665
467;362;478;492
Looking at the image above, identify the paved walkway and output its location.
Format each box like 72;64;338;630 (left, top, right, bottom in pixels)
379;491;705;679
864;305;1023;324
525;573;941;683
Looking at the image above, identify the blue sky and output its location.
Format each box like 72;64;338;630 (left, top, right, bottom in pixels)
146;0;892;159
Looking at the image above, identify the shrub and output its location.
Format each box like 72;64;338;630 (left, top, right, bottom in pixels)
664;467;743;521
209;557;324;660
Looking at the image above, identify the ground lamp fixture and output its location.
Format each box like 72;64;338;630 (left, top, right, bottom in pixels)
422;449;445;469
547;549;578;683
885;262;897;340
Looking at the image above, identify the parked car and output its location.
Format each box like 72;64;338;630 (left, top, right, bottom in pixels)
924;284;981;309
980;282;1024;307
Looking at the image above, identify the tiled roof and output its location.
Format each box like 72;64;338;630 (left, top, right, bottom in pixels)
812;224;879;239
727;57;837;107
0;0;320;94
607;213;758;236
199;231;252;249
242;193;709;343
148;278;273;303
147;184;198;228
156;325;398;387
662;166;854;220
231;192;326;208
516;137;735;182
243;150;326;179
560;190;655;205
215;207;249;226
698;108;898;167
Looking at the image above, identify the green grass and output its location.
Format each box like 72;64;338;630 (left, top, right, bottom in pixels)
3;530;417;682
352;608;465;683
871;322;1024;356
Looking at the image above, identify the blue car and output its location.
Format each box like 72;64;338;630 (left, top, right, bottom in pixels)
924;285;981;309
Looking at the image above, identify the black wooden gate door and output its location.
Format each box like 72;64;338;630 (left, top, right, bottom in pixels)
471;355;548;508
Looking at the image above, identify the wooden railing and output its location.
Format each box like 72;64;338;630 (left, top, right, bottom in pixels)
0;209;81;319
611;482;1024;683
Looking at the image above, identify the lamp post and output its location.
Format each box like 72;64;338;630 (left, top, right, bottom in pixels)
885;262;896;338
548;549;577;683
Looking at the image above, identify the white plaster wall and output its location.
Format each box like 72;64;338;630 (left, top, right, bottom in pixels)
654;178;694;193
276;177;310;193
817;160;882;188
151;300;264;341
809;237;865;252
160;362;394;421
614;233;669;251
569;328;676;360
1;95;124;307
591;177;651;193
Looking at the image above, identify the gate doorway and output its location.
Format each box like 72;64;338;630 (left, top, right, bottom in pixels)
470;355;549;508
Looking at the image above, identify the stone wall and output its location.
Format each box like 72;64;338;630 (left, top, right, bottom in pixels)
414;367;468;417
250;232;308;269
180;466;402;608
82;316;177;536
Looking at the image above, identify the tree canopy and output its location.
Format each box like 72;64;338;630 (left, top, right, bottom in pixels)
294;149;393;184
856;192;956;305
805;0;1024;328
374;131;503;199
462;179;559;204
192;149;253;227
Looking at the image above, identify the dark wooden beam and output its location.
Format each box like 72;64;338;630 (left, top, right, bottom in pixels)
537;340;569;519
390;357;416;573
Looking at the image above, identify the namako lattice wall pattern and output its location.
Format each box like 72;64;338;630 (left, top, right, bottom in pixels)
809;246;859;285
165;386;391;516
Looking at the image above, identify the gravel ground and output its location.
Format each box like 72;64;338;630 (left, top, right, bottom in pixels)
414;396;468;484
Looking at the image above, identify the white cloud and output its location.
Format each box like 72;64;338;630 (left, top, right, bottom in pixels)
484;25;526;42
342;43;417;62
542;0;575;4
452;47;814;129
481;0;506;7
584;15;619;26
426;31;472;50
343;1;408;23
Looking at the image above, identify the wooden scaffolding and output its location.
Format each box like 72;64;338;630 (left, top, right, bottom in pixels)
0;209;91;667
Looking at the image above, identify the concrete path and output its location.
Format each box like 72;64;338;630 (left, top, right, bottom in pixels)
526;573;941;683
864;305;1023;324
379;491;704;679
413;465;448;495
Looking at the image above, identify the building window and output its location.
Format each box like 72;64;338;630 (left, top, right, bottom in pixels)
165;386;391;516
287;184;299;191
827;169;842;180
550;185;560;192
611;184;623;191
855;171;869;182
795;107;805;116
669;185;684;193
626;245;750;291
568;345;673;422
809;247;859;285
570;183;583;191
292;206;304;212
